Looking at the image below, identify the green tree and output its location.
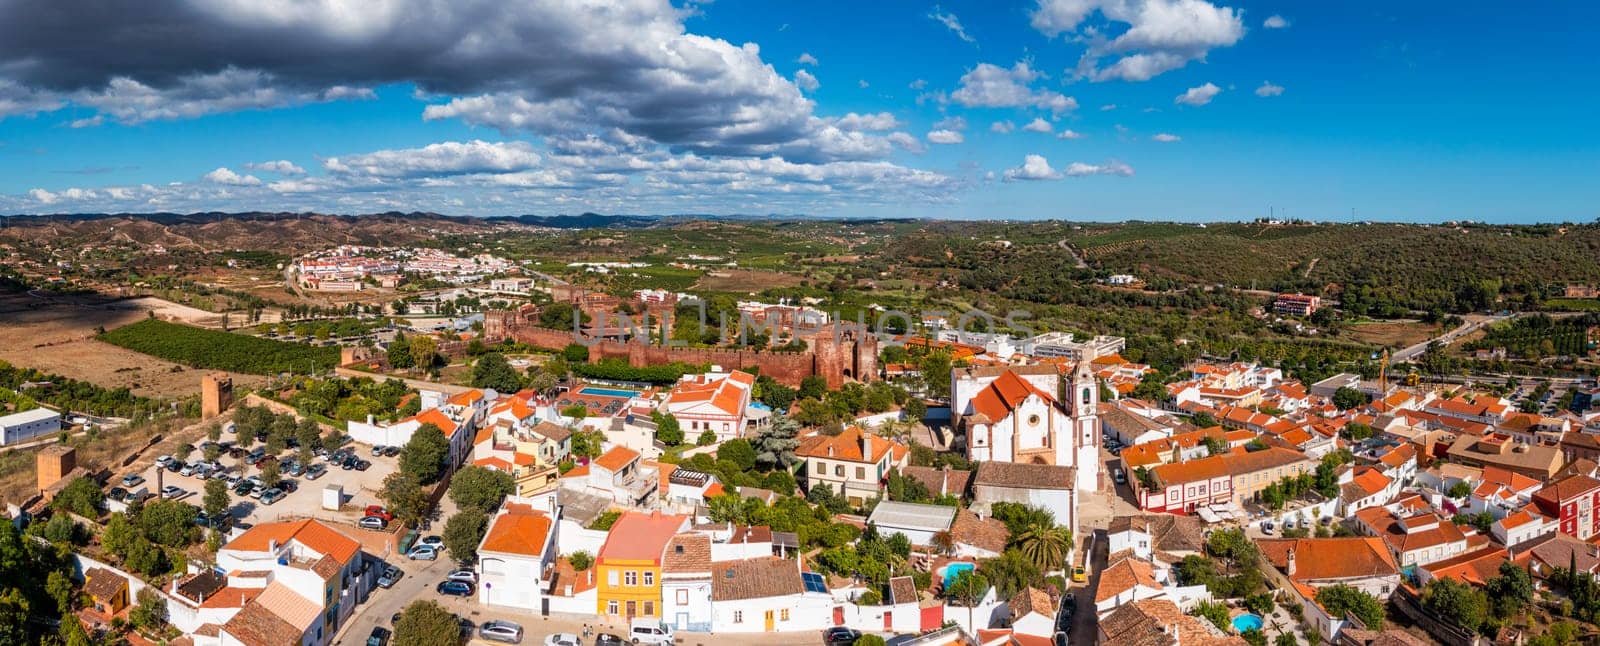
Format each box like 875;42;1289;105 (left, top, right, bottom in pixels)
51;476;104;518
203;478;231;521
718;438;757;471
946;570;990;632
470;353;522;392
381;473;430;528
1275;634;1299;646
260;459;282;488
751;413;801;470
651;411;683;446
1014;521;1072;572
448;466;515;513
1421;577;1487;633
139;499;201;547
569;551;593;571
570;429;604;458
797;375;828;401
388;335;415;369
1315;584;1385;629
1333;387;1368;410
400;422;451;484
979;548;1042;598
129;587;168;630
1484;561;1533;618
1200;435;1228;457
1191;411;1218;428
394;599;463;646
697;429;717;446
206;422;223;443
101;512;134;555
442;508;489;562
853;636;887;646
409;336;439;370
60;611;94;646
46;569;75;615
1190;600;1231;632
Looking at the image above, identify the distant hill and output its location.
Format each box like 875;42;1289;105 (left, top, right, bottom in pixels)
0;211;510;253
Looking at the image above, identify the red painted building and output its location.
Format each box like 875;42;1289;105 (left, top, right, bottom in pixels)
1533;474;1600;540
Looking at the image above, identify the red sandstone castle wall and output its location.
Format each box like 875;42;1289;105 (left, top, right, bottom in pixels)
482;309;871;388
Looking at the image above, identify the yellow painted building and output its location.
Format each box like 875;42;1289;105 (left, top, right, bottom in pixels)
595;511;689;619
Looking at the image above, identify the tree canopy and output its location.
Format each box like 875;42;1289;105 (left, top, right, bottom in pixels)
400;422;451;484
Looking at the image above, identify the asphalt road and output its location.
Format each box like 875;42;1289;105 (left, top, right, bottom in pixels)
1392;313;1510;362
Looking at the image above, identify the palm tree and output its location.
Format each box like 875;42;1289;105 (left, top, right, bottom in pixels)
930;530;956;557
1014;521;1072;574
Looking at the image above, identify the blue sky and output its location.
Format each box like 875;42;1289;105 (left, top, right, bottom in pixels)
0;0;1594;222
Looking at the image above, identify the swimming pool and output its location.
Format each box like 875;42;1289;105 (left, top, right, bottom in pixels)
579;387;641;398
1231;613;1263;633
940;562;976;588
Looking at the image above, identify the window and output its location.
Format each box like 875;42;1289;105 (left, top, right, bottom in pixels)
734;610;744;623
834;465;844;477
677;589;688;605
608;601;619;615
780;609;790;621
645;601;654;615
624;571;638;586
855;467;866;480
644;571;654;586
608;571;619;586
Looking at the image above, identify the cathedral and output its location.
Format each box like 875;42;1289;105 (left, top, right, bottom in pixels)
951;360;1101;492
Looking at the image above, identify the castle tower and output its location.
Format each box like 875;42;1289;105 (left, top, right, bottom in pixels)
1071;356;1101;492
37;445;75;495
201;372;234;419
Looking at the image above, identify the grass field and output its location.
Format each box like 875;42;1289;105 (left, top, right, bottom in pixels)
1543;298;1600;312
100;319;339;375
1344;321;1443;349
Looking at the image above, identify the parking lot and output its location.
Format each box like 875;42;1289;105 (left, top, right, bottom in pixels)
108;431;406;534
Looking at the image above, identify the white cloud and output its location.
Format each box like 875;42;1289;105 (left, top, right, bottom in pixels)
991;121;1016;134
1151;133;1181;142
1263;14;1289;29
909;79;928;90
27;188;58;204
1057;129;1084;140
794;69;819;92
1004;154;1134;181
858;79;870;89
1175;82;1222;106
1004;154;1061;181
951;62;1078;115
934;115;968;131
1031;0;1246;82
1255;81;1284;97
245;160;307;175
1022;117;1053;133
68;115;103;128
833;112;901;131
1100;104;1118;111
926;129;965;145
203;167;262;186
324;140;543;178
797;52;819;66
886;132;926;154
929;6;977;43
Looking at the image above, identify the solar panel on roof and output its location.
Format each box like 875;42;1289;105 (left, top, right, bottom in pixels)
802;572;826;594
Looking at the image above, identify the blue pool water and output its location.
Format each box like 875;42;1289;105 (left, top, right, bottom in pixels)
942;562;975;588
579;387;640;398
1232;614;1263;633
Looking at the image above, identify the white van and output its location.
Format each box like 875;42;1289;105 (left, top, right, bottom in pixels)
629;618;673;644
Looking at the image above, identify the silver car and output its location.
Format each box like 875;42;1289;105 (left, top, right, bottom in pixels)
479;621;523;644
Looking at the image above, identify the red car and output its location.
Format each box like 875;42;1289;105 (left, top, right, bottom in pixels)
364;505;393;521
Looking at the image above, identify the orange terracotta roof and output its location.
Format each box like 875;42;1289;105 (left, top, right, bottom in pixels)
1149;447;1310;487
1346;468;1392;499
224;519;360;565
1482;466;1540;492
1259;537;1399;582
405;408;459;437
795;426;905;465
1095;555;1162;603
598;512;689;563
199;586;263;609
562;463;590;479
594;445;639;472
448;389;485;407
1425;545;1508;587
480;503;554;557
704;482;725;498
970;370;1058;422
473;456;514;472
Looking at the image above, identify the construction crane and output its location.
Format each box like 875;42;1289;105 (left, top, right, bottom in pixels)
1378;348;1389;394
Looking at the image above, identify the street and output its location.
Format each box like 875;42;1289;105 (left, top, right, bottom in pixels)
1391;312;1510;362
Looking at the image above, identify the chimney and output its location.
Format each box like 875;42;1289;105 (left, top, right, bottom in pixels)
861;431;872;459
1285;547;1297;576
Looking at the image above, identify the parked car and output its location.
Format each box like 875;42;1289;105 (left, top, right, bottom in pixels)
824;627;861;646
160;485;185;499
366;627;390;646
260;489;286;505
279;479;298;493
377;566;402;588
371;445;387;456
382;446;401;457
227;446;246;459
1113;468;1127;485
305;463;327;480
120;474;145;488
592;634;625;646
420;535;443;548
543;634;580;646
629;619;673;645
479;620;523;644
246;448;266;463
179;462;197;477
445;569;477;584
248;485;267;499
283;461;303;476
435;580;472;596
358;516;388;531
354;459;372;471
233;481;256;496
1072;566;1087;582
155;455;176;469
108;487;128;502
407;545;439;561
365;506;393;521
